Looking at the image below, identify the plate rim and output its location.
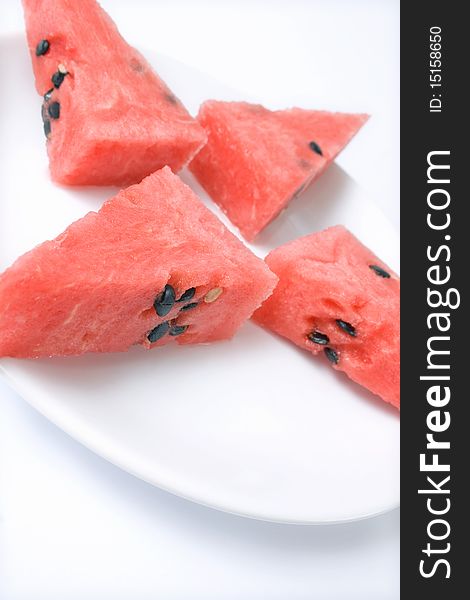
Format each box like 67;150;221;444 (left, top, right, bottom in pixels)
1;359;400;525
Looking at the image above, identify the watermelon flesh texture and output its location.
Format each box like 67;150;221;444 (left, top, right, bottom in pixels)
189;101;368;241
253;226;400;408
0;167;277;358
22;0;207;186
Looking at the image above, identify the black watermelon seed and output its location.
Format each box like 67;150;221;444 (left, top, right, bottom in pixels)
307;330;330;345
51;70;65;88
180;302;198;312
41;102;47;122
43;118;51;138
44;88;54;101
309;141;323;156
336;319;356;337
147;321;170;343
169;324;188;337
369;264;391;278
48;101;60;119
165;92;178;105
153;284;176;317
177;287;196;302
129;59;144;73
35;39;50;56
324;347;339;364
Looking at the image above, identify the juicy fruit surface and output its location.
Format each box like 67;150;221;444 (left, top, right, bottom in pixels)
22;0;206;186
0;167;277;358
190;101;368;241
253;226;400;408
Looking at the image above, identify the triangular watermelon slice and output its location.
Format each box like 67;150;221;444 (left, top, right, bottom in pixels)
0;167;277;358
22;0;207;186
253;226;400;408
189;101;368;241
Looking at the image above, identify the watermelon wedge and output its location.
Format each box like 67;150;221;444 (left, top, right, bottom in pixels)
189;101;368;241
253;226;400;408
0;167;277;358
22;0;207;186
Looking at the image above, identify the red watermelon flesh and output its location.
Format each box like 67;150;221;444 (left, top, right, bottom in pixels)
0;167;277;358
22;0;207;186
189;101;368;241
253;226;400;408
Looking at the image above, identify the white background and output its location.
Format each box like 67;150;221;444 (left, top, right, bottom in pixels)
0;1;400;598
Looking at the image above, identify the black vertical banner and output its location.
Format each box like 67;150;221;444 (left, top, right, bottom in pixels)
401;1;467;596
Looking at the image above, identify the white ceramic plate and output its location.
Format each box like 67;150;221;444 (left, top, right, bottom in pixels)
0;34;399;524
